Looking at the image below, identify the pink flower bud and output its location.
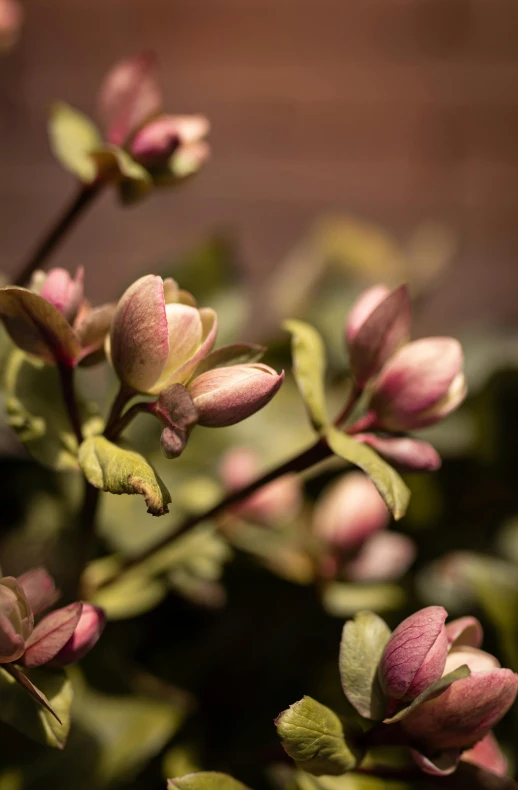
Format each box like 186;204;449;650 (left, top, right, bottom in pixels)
379;606;448;705
346;284;411;385
130;114;209;166
462;733;508;777
313;472;389;553
98;52;162;147
370;337;466;431
154;383;199;459
108;274;217;394
219;448;302;527
188;364;284;427
0;0;22;51
17;567;58;616
345;531;416;583
0;577;33;662
39;267;85;324
50;603;106;667
355;434;442;472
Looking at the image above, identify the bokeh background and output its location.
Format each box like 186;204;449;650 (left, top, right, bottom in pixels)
1;0;518;331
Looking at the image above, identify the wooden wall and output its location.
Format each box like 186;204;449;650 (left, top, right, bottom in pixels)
1;0;518;329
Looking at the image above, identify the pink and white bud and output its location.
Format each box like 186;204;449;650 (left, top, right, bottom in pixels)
462;733;508;776
346;284;411;386
355;434;442;472
219;447;302;527
313;472;389;554
39;267;85;324
98;52;162;147
130;114;210;166
379;606;448;705
108;274;217;394
50;603;106;667
188;364;284;428
370;337;466;431
0;0;22;51
0;577;34;663
345;531;416;583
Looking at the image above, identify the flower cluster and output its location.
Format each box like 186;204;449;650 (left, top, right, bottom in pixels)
345;284;466;470
0;567;105;669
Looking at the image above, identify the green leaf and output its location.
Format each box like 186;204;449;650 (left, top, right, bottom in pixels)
5;350;102;471
339;611;391;720
48;102;102;183
284;319;329;432
326;427;410;520
384;665;471;724
0;667;72;748
0;286;80;366
276;696;361;775
88;557;168;620
321;582;405;618
78;436;171;516
168;773;250;790
90;145;153;204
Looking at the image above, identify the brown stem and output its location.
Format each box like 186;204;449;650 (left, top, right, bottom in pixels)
94;437;332;591
72;482;101;599
13;181;104;287
103;384;135;438
104;401;154;440
57;363;83;445
334;383;363;427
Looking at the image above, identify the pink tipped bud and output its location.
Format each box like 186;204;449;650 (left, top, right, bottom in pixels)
313;472;389;553
39;267;84;324
17;567;59;616
219;447;302;527
188;364;284;428
346;284;411;386
345;531;416;583
130;114;209;165
50;603;106;667
370;337;466;431
379;606;448;705
355;434;442;472
462;733;509;777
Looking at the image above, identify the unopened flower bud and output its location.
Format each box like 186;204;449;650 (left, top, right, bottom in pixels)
108;274;217;394
39;266;84;324
0;0;22;51
313;472;389;553
188;364;284;427
153;383;199;459
462;732;508;776
0;577;33;663
379;606;448;705
346;284;411;385
345;531;416;583
355;434;441;472
130;114;209;166
50;603;105;667
219;447;302;527
370;338;466;431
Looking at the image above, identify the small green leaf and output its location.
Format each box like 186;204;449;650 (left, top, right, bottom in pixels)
78;436;171;516
339;611;391;720
322;582;405;618
384;664;470;724
276;696;361;775
168;773;251;790
0;667;72;749
0;286;80;366
284;319;329;432
48;102;102;183
90;145;153;204
326;427;410;519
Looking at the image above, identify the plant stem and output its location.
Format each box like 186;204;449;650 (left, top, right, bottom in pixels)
104;401;153;441
95;436;332;591
13;181;104;287
334;382;363;427
103;384;135;438
57;363;83;445
73;482;101;599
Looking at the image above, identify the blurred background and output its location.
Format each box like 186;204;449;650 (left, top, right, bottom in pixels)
1;0;518;332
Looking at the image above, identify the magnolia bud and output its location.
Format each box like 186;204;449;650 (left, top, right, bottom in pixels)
188;364;284;427
39;266;84;324
313;472;389;553
219;447;302;527
379;606;448;705
355;434;441;472
108;274;217;394
0;577;34;662
345;531;416;583
370;338;466;431
346;284;411;385
50;603;106;667
462;733;508;777
130;114;209;166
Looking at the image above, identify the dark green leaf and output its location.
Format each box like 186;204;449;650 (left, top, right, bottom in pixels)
48;102;102;183
339;611;391;720
276;696;361;775
326;427;410;519
284;319;329;432
78;436;171;516
169;772;250;790
384;665;470;723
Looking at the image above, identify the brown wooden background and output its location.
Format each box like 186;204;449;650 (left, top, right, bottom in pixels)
1;0;518;330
